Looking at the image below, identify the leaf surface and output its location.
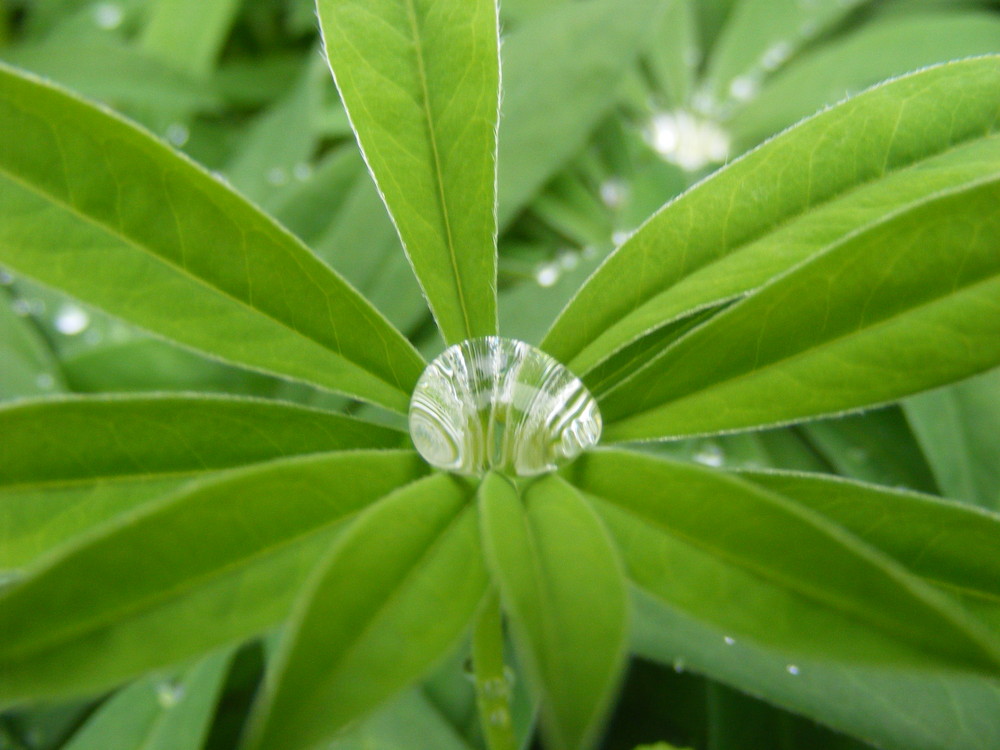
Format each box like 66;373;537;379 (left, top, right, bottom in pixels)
248;473;486;750
0;451;426;703
316;0;500;343
0;64;422;411
479;474;628;750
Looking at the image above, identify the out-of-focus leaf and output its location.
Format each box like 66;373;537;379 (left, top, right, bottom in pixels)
0;287;65;399
479;474;628;750
141;0;242;79
544;58;1000;379
316;0;500;344
572;450;1000;672
0;451;427;703
633;591;1000;750
62;648;233;750
905;369;1000;510
728;12;1000;148
326;689;476;750
246;474;486;750
0;64;423;411
498;0;663;227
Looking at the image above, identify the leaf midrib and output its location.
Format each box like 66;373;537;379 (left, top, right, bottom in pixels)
0;158;411;402
0;461;422;662
587;485;997;662
402;0;473;342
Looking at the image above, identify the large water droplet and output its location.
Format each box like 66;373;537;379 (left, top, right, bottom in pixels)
55;304;90;335
409;337;601;478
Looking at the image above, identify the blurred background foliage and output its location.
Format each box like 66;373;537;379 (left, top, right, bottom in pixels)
1;0;999;748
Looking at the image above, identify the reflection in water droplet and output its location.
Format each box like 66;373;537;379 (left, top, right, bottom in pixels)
409;338;602;478
55;304;90;335
156;680;185;708
786;664;801;676
694;442;725;467
92;2;124;29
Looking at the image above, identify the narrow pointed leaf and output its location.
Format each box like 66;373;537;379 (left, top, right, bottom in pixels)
316;0;500;343
247;473;487;750
0;451;426;704
571;450;1000;674
0;394;403;490
600;176;1000;440
62;648;233;750
543;57;1000;376
0;64;422;411
478;473;628;750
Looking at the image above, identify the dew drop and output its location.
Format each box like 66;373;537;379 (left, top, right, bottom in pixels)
293;162;313;181
266;167;289;186
535;263;561;288
600;178;628;209
55;304;90;336
409;337;602;478
612;230;633;247
156;680;185;708
762;41;793;71
0;268;12;285
673;658;686;673
92;2;124;30
35;373;56;390
488;708;510;728
11;298;30;316
647;110;730;172
786;664;801;676
724;636;736;646
694;442;725;467
729;75;761;102
557;251;579;271
165;123;190;148
483;677;510;699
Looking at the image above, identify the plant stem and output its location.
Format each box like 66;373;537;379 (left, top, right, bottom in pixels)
472;592;519;750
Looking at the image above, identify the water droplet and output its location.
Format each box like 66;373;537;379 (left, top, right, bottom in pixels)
535;263;561;288
673;658;686;673
35;373;56;390
786;664;801;676
165;123;189;148
488;708;510;728
600;178;628;209
409;337;602;478
92;2;123;29
293;162;313;181
729;75;761;103
762;41;793;71
724;636;736;646
266;167;289;186
156;680;184;708
647;110;730;171
55;304;90;335
612;230;633;247
483;677;510;699
11;298;30;316
694;442;725;467
557;251;579;271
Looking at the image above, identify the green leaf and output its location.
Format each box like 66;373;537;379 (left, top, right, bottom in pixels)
246;473;487;750
141;0;242;79
327;689;476;750
727;11;1000;149
633;591;1000;750
0;394;403;489
62;648;233;750
543;57;1000;378
740;470;1000;626
316;0;500;344
572;450;1000;673
600;174;1000;440
478;473;628;750
0;450;427;703
498;0;662;228
0;64;423;411
904;369;1000;509
0;287;66;399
